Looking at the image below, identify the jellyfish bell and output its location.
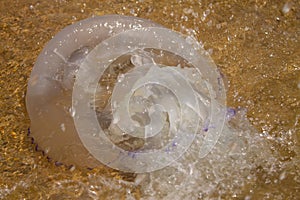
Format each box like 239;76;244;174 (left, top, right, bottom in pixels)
26;15;226;173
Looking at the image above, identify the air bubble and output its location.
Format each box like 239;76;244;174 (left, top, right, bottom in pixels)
282;2;293;14
279;171;286;180
60;123;66;132
69;107;76;117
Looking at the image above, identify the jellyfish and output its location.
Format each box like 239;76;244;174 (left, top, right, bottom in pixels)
26;15;227;173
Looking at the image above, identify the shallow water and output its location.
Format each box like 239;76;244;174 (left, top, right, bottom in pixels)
0;0;299;199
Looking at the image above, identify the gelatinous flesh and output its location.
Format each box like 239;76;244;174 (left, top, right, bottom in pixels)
26;15;226;173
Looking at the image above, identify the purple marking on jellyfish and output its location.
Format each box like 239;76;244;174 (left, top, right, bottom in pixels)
203;119;210;132
203;124;216;132
128;151;136;159
46;156;52;162
172;141;177;147
226;107;236;120
55;161;63;166
27;128;31;136
35;144;39;151
87;167;93;170
34;144;45;155
202;119;216;132
68;165;75;170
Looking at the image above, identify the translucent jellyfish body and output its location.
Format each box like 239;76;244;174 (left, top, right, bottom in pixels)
26;15;226;173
